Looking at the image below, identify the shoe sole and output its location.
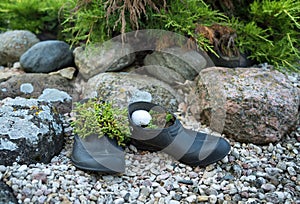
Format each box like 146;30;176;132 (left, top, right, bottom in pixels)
131;138;231;167
70;156;124;173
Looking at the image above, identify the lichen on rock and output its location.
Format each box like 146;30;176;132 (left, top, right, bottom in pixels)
0;97;64;165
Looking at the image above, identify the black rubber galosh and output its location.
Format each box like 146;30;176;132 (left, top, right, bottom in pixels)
128;101;231;167
71;98;125;173
71;134;125;173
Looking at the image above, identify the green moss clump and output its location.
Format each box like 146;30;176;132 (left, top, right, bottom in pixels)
71;98;130;146
146;110;175;129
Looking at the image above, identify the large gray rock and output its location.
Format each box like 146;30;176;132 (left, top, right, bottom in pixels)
0;73;77;113
0;30;39;66
190;67;299;144
143;47;214;84
137;65;186;85
0;97;64;165
20;40;74;73
82;72;183;112
73;41;135;80
37;88;73;114
0;73;78;102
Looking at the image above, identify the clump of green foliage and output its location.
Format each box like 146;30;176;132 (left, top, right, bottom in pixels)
71;98;130;146
0;0;65;38
60;0;300;71
1;0;299;72
158;0;227;54
226;0;300;72
61;0;108;45
158;0;300;71
61;0;165;46
146;110;175;129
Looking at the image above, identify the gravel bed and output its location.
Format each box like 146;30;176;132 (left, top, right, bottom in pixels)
1;112;300;204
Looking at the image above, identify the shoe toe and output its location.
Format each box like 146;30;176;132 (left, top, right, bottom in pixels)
179;133;231;167
71;135;125;173
199;137;231;166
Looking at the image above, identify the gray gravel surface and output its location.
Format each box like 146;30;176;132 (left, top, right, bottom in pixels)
1;113;299;204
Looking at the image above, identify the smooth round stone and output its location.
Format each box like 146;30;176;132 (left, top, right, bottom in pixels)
132;110;152;126
114;198;125;204
261;183;276;192
287;166;297;176
186;195;196;202
0;165;7;172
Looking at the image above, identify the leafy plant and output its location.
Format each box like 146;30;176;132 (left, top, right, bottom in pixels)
0;0;65;37
71;98;130;146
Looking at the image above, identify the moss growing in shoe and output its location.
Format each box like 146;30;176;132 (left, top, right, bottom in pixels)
71;98;130;146
146;110;175;129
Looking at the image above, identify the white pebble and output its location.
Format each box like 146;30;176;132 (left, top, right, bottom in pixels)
44;168;52;175
209;195;217;204
154;192;161;198
38;196;47;203
114;198;125;204
287;166;296;176
0;165;7;172
186;195;196;202
52;181;60;188
157;186;168;195
18;164;27;171
131;110;152;126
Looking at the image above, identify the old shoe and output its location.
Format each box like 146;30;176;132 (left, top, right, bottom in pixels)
128;101;231;167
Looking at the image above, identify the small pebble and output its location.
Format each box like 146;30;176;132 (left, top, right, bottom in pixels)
0;165;7;172
178;179;193;185
114;198;125;204
261;183;276;192
131;110;152;126
169;200;180;204
287;166;297;176
186;195;196;202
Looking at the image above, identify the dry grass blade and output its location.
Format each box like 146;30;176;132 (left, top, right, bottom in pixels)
105;0;166;35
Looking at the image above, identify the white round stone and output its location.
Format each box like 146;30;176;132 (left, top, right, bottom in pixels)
132;110;152;126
